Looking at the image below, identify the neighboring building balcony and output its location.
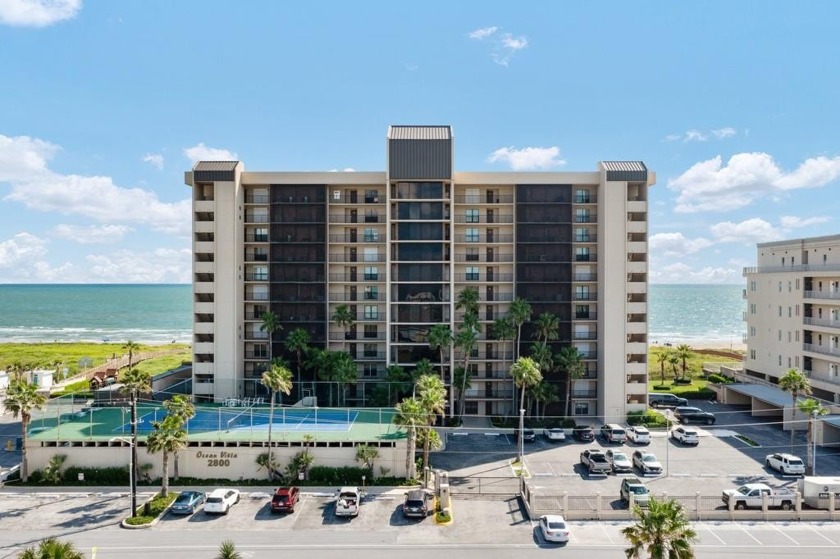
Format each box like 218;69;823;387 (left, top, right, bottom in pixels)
244;291;270;301
627;261;647;274
464;390;515;400
627;220;647;234
573;293;597;302
244;351;269;360
454;273;514;282
454;214;513;224
626;362;646;375
328;272;384;282
194;261;214;274
329;253;386;263
194;200;214;212
453;351;514;361
328;234;386;244
329;331;387;341
474;370;515;380
244;251;269;262
803;317;840;329
574;272;597;281
626;321;646;334
803;343;840;358
244;213;270;224
573;332;598;341
244;331;269;341
453;234;514;243
244;273;269;282
804;290;840;301
803;370;840;391
571;390;598;399
194;282;213;294
329;214;383;224
244;194;270;204
194;220;214;234
626;302;647;314
453;194;513;204
244;233;269;243
454;253;514;263
330;192;383;204
194;322;213;335
574;194;598;204
627;200;647;213
744;264;840;275
574;311;598;320
574;213;598;223
351;351;387;361
194;302;214;314
626;373;647;385
329;292;385;302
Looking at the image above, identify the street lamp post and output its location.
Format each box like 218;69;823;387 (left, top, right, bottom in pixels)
111;437;136;518
518;408;525;463
812;409;818;476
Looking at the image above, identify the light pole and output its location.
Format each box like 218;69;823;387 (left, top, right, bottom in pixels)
665;415;670;477
518;408;525;464
111;437;135;517
812;409;818;476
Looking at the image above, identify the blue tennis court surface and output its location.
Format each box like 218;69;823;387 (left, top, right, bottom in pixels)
119;407;359;434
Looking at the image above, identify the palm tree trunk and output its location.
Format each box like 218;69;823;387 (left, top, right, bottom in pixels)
565;374;573;419
162;451;170;496
518;383;527;462
789;393;797;453
423;425;431;480
20;416;29;482
407;426;416;480
267;389;275;479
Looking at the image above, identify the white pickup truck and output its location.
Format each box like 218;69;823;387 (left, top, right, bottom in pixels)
335;486;363;517
721;483;795;510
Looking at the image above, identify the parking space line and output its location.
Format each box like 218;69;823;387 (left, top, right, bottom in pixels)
770;524;799;545
804;525;837;544
598;522;617;544
736;523;763;544
696;523;725;545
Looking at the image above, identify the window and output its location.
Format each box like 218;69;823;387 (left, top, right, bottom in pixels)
364;210;378;223
796;279;800;289
364;286;378;300
778;355;782;366
254;227;268;242
750;304;757;314
575;247;590;262
779;282;782;292
750;326;756;337
796;330;800;342
364;325;378;339
788;282;792;292
788;357;792;367
466;209;479;223
466;228;479;242
363;248;378;262
363;344;378;357
575;189;590;203
466;247;479;261
750;281;757;291
788;307;792;318
364;305;378;319
575;228;589;242
465;401;478;415
750;349;756;360
576;305;590;319
252;266;268;281
795;305;799;316
364;190;378;203
778;306;782;317
466;266;479;281
778;330;782;341
364;266;378;280
465;189;480;204
575;209;590;223
363;364;378;378
363;228;379;242
575;286;590;301
574;402;589;416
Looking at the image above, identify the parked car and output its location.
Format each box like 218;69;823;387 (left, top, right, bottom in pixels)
620;477;650;507
765;453;806;475
606;449;633;474
626;426;651;445
600;424;627;444
580;448;611;475
170;490;205;515
538;514;570;543
632;451;663;475
648;393;688;408
515;428;536;443
402;489;433;518
722;483;795;510
671;426;700;445
204;488;240;515
543;427;566;442
572;426;595;442
270;486;300;513
673;406;716;425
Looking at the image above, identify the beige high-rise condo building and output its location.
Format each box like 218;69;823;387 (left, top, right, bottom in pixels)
743;234;840;404
184;125;655;422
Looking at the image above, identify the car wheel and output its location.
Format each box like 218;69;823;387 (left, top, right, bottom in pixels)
781;501;792;511
735;502;746;511
706;418;714;425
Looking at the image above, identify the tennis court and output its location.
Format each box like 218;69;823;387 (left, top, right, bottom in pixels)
129;407;360;434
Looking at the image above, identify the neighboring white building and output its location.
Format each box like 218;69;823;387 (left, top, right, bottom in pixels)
744;234;840;405
184;125;655;422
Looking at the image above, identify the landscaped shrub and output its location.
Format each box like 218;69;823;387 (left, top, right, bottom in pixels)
559;418;577;429
627;410;668;427
62;466;129;485
673;378;693;385
675;388;715;400
307;465;370;486
707;373;734;384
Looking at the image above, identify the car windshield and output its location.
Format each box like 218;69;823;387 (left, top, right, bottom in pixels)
628;485;648;494
175;495;191;503
406;499;425;507
736;486;752;495
642;455;656;463
547;520;566;529
207;497;222;504
788;459;803;465
273;495;288;502
613;453;628;461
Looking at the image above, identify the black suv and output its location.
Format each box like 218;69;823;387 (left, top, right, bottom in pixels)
673;406;716;425
648;393;688;408
572;426;595;442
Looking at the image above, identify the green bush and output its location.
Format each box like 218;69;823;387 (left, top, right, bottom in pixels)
62;466;128;485
707;373;734;384
123;492;177;525
627;410;668;427
675;388;715;400
307;465;370;486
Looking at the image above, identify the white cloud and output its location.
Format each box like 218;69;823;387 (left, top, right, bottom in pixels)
0;232;47;268
142;153;164;170
668;152;840;213
183;142;238;164
52;224;133;244
0;133;191;235
650;262;742;284
649;232;713;256
665;127;737;142
779;215;831;229
500;33;527;50
85;248;192;283
709;217;783;244
468;26;497;40
487;146;565;170
327;168;356;172
0;0;80;27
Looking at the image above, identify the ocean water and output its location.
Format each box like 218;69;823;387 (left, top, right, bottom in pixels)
0;284;192;344
0;283;745;346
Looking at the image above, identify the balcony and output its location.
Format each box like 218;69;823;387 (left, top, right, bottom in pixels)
744;263;840;274
803;317;840;329
803;343;840;358
454;214;514;224
454;273;514;282
804;290;840;300
464;390;515;399
244;331;269;341
571;390;598;399
453;234;514;243
574;273;597;281
329;292;384;302
573;332;598;341
244;194;270;204
329;214;382;224
244;214;270;224
328;234;385;243
330;331;387;341
245;292;270;301
454;194;513;204
454;253;514;263
329;254;386;263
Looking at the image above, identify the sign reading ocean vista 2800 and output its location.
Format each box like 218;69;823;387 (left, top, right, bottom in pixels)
196;450;238;467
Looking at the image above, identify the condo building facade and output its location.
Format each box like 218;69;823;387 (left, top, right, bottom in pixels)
184;125;654;421
744;234;840;404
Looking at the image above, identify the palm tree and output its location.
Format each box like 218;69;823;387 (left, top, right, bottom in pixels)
332;304;354;339
416;373;446;477
384;364;409;405
779;368;812;453
533;312;559;345
18;537;84;559
656;349;669;386
797;398;828;475
261;361;293;479
162;395;195;480
120;367;152;490
493;317;516;415
260;310;283;364
216;540;242;559
667;353;680;379
393;396;424;480
675;344;693;381
508;297;532;360
2;380;47;482
123;339;140;373
452;366;473;419
622;497;698;558
285;328;311;402
556;346;584;419
533;381;559;420
510;356;542;462
428;323;453;379
454;324;479;419
355;443;379;474
146;416;187;496
455;286;480;317
332;351;358;406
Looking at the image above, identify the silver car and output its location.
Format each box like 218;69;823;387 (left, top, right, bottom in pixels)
632;451;663;475
606;449;633;473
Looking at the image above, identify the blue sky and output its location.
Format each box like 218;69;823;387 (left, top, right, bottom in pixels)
1;0;839;284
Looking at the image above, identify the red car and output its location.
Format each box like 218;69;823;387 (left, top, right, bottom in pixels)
271;486;300;513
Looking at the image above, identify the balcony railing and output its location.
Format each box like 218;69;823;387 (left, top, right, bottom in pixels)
571;391;598;399
329;214;382;224
454;273;514;282
803;343;840;358
453;195;513;204
329;331;386;341
328;234;385;243
454;254;514;263
244;215;270;223
804;290;840;300
329;254;386;263
803;317;840;329
244;195;270;204
244;292;270;301
744;263;840;274
453;234;514;243
454;214;514;224
464;390;515;399
329;292;384;302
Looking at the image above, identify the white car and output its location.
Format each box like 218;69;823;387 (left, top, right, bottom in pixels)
626;426;651;445
671;426;700;445
204;488;240;515
632;451;663;475
606;449;633;474
538;514;570;543
765;453;806;475
543;427;566;442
